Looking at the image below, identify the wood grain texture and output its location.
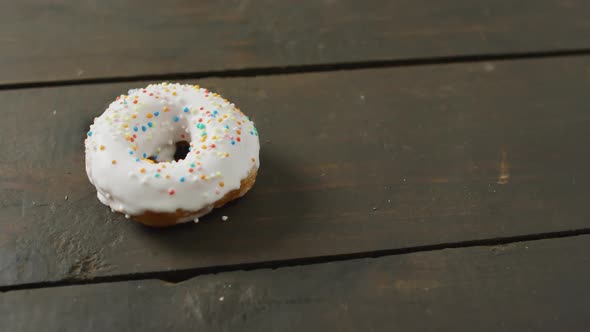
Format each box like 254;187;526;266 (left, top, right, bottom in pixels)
2;0;590;84
3;236;590;331
1;57;590;287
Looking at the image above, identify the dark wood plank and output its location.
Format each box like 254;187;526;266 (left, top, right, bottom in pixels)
2;57;590;287
2;0;590;85
3;236;590;331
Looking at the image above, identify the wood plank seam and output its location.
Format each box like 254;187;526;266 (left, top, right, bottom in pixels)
1;48;590;91
2;228;589;294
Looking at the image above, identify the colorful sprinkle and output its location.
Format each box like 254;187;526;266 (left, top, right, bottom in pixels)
174;116;179;122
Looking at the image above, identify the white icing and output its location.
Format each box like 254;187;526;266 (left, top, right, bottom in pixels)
85;83;260;221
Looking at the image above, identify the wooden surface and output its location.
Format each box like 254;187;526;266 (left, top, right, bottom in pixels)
2;56;590;288
2;0;590;85
3;235;590;331
2;1;590;328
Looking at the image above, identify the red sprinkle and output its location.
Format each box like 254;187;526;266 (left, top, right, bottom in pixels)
189;168;194;173
236;137;241;142
169;189;175;195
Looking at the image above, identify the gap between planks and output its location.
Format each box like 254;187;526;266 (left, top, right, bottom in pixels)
1;48;590;91
1;228;590;294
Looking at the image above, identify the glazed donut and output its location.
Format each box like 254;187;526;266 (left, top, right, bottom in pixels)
85;83;260;227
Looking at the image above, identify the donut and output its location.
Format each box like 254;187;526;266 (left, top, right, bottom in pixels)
84;83;260;227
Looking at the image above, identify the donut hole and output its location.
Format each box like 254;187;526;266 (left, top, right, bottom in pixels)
173;141;190;161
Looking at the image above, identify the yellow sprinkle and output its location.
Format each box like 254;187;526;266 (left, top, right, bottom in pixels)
172;91;177;96
201;174;206;180
132;114;137;119
100;145;105;151
219;182;225;187
111;160;117;164
165;174;170;179
163;106;169;112
225;153;230;158
147;113;153;118
140;168;146;173
123;124;128;128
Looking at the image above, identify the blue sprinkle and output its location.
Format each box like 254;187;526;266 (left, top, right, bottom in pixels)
142;153;147;158
87;131;93;136
180;177;185;183
129;150;134;155
188;147;192;152
154;111;160;116
213;110;218;114
148;122;153;128
135;158;140;162
225;125;230;129
154;173;160;178
152;155;157;160
190;163;196;168
173;116;179;122
250;131;254;135
141;126;147;132
133;126;138;132
197;123;206;130
183;107;189;113
231;141;236;145
201;132;207;137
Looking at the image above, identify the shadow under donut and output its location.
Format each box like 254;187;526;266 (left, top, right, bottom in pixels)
135;145;310;260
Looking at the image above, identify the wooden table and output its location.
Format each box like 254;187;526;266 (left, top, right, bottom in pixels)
2;1;590;330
